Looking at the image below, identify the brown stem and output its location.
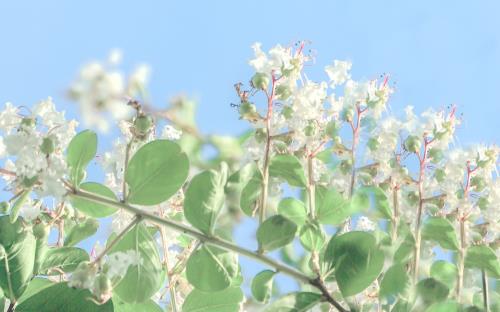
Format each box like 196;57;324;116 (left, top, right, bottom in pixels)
310;277;348;312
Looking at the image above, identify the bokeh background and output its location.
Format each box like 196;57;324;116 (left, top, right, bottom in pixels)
1;0;499;296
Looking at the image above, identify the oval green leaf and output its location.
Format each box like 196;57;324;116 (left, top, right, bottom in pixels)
184;163;228;234
240;168;262;216
269;154;307;187
67;130;97;185
182;287;244;312
40;247;89;275
125;140;189;205
15;282;113;312
257;215;297;252
278;198;307;226
186;245;238;292
422;217;459;250
465;245;500;278
111;223;163;303
324;231;384;297
0;216;36;301
251;270;275;303
430;261;457;289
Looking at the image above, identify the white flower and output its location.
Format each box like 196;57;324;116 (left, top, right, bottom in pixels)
106;250;143;279
325;60;352;87
355;216;376;231
162;125;182;140
0;99;76;200
19;199;41;221
69;51;151;132
0;102;22;133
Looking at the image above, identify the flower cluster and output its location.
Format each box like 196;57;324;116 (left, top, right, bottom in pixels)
0;98;77;202
69;50;150;132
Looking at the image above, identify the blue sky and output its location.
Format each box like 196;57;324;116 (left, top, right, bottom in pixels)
1;0;499;296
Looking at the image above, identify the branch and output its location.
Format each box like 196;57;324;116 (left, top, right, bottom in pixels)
67;188;348;312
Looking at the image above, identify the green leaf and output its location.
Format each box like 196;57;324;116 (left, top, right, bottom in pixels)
71;182;118;218
182;287;244;312
111;223;163;303
40;247;89;275
350;189;370;214
278;198;307;227
184;163;228;234
9;189;31;223
15;282;113;312
113;297;162;312
269;154;307;187
126;140;189;205
257;215;297;252
16;278;53;305
394;233;415;264
251;270;275;303
0;216;36;301
324;231;384;297
465;245;500;278
416;278;449;305
67;130;97;185
315;186;349;225
186;245;238;292
299;222;326;252
422;217;459;250
424;301;460;312
33;224;49;275
64;218;99;247
379;264;410;299
240;168;262;216
430;261;457;289
362;186;392;219
263;292;322;312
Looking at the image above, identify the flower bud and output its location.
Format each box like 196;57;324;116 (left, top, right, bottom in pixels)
428;148;443;162
367;137;380;151
406;191;419;206
470;176;486;192
40;137;55;155
304;121;317;137
325;120;340;138
20;117;36;129
281;105;293;119
404;135;421;153
239;101;260;122
341;107;354;122
133;114;153;137
0;201;10;214
434;168;445;182
254;128;267;143
251;73;270;90
339;159;352;175
275;84;292;100
477;197;489;210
